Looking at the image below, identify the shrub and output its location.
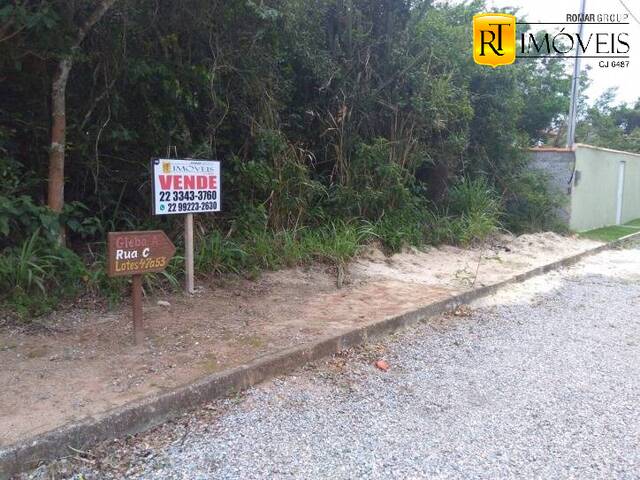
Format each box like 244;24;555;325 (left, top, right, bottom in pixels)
504;170;568;233
328;138;420;222
196;230;247;275
446;178;502;245
372;203;429;253
304;220;370;266
0;195;59;247
0;230;87;317
0;196;100;246
228;129;325;231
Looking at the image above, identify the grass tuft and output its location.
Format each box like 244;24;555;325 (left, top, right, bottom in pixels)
579;220;640;242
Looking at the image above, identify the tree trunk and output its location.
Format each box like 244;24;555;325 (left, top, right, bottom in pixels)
48;58;72;214
344;0;352;56
45;0;118;233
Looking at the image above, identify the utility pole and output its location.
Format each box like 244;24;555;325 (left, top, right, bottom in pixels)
566;0;587;147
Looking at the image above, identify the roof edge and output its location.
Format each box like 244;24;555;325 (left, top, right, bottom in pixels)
574;143;640;158
528;147;575;153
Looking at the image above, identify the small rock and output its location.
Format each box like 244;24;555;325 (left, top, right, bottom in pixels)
375;360;390;372
157;300;171;308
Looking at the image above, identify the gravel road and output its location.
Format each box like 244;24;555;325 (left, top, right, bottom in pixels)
29;245;640;479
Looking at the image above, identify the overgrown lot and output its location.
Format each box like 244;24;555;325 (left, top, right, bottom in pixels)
1;1;569;318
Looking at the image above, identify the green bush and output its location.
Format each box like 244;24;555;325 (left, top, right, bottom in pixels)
196;230;248;275
329;138;420;222
304;220;370;266
0;230;87;317
372;204;429;253
504;170;568;234
228;129;325;232
446;178;502;245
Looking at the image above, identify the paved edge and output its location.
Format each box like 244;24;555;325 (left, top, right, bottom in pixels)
2;233;639;478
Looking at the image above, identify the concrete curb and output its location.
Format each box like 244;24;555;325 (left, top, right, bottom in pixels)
2;232;639;478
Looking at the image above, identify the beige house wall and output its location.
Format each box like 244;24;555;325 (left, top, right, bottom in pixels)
570;144;640;231
529;144;640;232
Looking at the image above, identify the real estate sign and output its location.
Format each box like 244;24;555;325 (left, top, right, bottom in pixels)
151;158;221;215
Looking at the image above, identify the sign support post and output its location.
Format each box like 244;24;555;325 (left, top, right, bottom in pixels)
185;213;195;294
107;231;176;345
132;274;144;345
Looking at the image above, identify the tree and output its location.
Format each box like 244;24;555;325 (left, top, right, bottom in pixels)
0;0;575;249
47;0;117;221
577;89;640;152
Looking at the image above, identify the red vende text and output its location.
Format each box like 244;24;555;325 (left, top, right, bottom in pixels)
158;175;217;190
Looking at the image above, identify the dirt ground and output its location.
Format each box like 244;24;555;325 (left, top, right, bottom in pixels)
0;232;601;448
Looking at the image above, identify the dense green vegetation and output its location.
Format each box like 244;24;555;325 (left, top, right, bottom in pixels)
575;89;640;153
0;0;604;317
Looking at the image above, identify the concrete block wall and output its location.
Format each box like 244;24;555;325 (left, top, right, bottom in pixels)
529;148;575;225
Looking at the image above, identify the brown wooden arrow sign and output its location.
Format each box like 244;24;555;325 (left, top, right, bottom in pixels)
107;230;176;345
107;230;176;277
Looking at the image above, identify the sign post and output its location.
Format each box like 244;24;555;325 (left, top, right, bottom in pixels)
107;231;176;344
185;213;195;294
132;274;144;344
150;158;221;294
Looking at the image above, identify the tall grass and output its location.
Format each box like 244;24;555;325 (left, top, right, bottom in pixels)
196;231;247;275
0;178;512;318
446;178;502;245
0;230;86;317
193;220;371;286
0;230;54;294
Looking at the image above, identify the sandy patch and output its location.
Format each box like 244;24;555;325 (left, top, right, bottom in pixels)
352;232;599;289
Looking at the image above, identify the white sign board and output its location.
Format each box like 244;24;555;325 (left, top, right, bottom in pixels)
151;158;221;215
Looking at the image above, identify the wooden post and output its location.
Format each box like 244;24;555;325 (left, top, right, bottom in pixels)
132;274;144;345
185;213;195;294
107;231;175;344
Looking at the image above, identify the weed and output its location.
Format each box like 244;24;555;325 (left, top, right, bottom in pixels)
372;204;428;253
304;221;369;266
448;177;502;220
447;178;502;245
328;138;419;222
0;230;87;317
504;170;568;234
143;254;183;293
83;258;127;306
196;231;247;275
278;229;312;267
579;224;640;243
